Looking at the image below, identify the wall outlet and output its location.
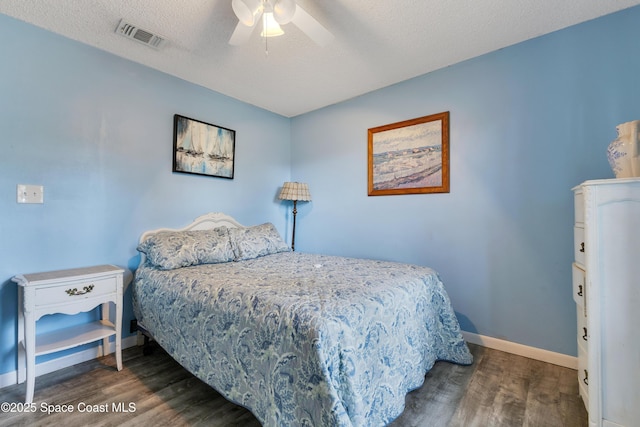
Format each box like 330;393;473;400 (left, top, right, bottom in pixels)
17;184;44;204
130;319;138;334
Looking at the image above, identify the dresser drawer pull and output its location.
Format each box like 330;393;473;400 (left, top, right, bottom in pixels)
65;284;95;296
577;285;583;297
579;242;585;253
582;327;588;341
583;370;588;386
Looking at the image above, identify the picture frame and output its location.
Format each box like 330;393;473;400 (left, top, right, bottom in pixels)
173;114;235;179
368;111;449;196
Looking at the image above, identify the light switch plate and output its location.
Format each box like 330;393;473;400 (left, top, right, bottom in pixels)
17;184;44;204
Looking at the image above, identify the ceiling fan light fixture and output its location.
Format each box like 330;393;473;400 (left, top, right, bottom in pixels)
232;0;263;26
260;12;284;37
228;0;334;47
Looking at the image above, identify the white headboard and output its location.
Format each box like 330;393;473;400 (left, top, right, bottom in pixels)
138;212;245;244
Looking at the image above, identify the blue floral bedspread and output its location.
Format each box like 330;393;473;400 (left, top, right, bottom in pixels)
133;252;472;426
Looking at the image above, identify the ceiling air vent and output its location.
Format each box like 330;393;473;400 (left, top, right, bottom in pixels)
115;19;167;49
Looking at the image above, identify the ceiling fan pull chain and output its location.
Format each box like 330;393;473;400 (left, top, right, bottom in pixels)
264;11;269;56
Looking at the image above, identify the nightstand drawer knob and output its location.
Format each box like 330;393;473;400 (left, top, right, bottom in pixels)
582;327;588;341
65;284;95;296
578;284;583;296
583;369;589;386
580;242;585;253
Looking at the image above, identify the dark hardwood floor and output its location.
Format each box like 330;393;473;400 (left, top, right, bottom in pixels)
0;343;587;426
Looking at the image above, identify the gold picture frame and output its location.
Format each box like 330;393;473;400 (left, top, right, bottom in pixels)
368;111;449;196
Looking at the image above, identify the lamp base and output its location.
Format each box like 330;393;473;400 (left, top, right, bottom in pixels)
291;200;297;251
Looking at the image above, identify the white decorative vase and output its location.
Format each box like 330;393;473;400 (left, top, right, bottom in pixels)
607;120;640;178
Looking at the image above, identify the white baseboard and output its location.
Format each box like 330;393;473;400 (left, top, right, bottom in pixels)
0;335;138;389
462;331;577;369
0;370;16;389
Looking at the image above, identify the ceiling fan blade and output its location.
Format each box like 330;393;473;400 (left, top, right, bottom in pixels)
229;17;260;45
291;5;334;46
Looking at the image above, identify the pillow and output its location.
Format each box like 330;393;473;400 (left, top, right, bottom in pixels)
137;227;235;270
228;223;290;261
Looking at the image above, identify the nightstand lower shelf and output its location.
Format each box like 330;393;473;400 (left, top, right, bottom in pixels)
23;320;117;356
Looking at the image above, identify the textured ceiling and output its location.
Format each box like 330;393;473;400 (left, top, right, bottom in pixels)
2;0;639;117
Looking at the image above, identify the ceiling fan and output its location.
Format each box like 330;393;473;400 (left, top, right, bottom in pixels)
229;0;334;46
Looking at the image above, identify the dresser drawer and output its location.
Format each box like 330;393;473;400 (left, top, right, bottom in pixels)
574;190;584;225
577;307;588;347
34;276;117;306
574;226;585;266
578;344;589;406
572;263;586;310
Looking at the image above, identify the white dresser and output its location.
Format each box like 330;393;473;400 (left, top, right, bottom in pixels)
572;178;640;427
12;265;124;403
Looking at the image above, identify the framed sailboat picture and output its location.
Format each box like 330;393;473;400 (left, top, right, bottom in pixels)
173;114;236;179
368;111;449;196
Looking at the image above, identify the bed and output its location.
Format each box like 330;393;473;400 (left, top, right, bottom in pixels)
132;213;472;426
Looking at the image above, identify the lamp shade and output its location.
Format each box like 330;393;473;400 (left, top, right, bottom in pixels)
260;12;285;37
278;182;311;201
232;0;263;26
273;0;296;24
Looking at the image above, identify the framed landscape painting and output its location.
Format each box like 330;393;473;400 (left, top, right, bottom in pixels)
368;111;449;196
173;114;235;179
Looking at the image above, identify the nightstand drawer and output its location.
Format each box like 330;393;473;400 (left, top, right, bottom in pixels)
35;276;117;306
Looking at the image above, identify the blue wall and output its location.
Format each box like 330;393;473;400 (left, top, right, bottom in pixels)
2;6;640;378
290;6;640;356
0;14;291;376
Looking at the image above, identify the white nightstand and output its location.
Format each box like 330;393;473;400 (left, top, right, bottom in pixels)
12;265;124;403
